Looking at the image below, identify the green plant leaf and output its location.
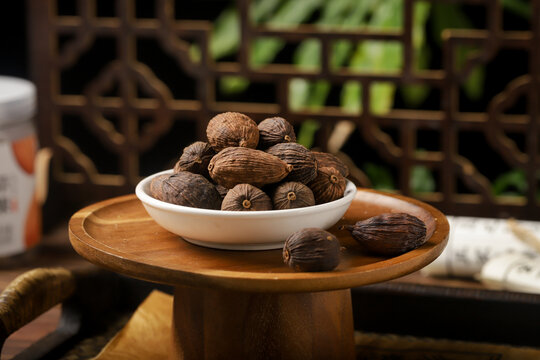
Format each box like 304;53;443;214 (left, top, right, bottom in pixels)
363;162;395;190
292;0;374;146
457;46;486;101
340;0;403;115
401;46;430;107
410;165;436;193
431;3;486;100
250;0;325;67
401;1;431;107
289;78;311;111
210;7;241;60
431;3;471;45
307;81;331;109
463;64;485;101
250;37;285;67
291;0;373;111
189;44;201;63
296;119;320;149
250;0;284;24
492;169;527;196
341;81;362;114
501;0;531;19
412;2;430;48
219;76;250;94
371;82;396;115
264;0;324;28
344;39;401;115
221;0;325;94
210;0;289;62
318;0;358;24
401;84;429;107
293;39;321;70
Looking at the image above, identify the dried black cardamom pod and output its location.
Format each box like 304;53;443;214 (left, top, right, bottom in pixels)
341;213;427;256
312;151;349;177
174;141;215;178
149;174;170;201
221;183;272;211
308;167;346;204
257;117;296;149
208;147;292;188
266;143;317;184
283;228;340;272
158;172;221;210
215;184;229;200
272;182;315;210
206;112;259;152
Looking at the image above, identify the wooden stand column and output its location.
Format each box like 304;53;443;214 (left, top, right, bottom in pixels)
171;285;355;360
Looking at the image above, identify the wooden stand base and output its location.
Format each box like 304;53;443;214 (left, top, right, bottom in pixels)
69;193;448;359
171;286;355;360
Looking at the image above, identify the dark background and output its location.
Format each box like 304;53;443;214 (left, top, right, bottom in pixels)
0;2;28;79
1;1;536;225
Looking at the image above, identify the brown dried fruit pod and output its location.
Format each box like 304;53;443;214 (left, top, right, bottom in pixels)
221;184;272;211
341;213;427;256
208;147;292;188
283;228;340;272
215;184;229;200
308;167;346;204
206;112;259;152
266;143;317;184
173;141;215;178
149;174;170;201
155;172;221;210
272;182;315;210
257;117;296;149
312;151;349;177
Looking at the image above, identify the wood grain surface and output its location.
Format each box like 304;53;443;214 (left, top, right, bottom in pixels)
171;286;355;360
68;188;448;293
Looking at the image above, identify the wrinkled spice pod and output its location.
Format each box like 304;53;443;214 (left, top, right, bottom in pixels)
221;184;272;211
158;172;222;210
149;174;170;201
308;166;346;204
208;147;292;188
173;141;215;178
272;182;315;210
206;112;259;152
312;151;349;177
283;228;340;272
341;213;427;256
215;184;229;200
266;143;318;184
257;117;296;149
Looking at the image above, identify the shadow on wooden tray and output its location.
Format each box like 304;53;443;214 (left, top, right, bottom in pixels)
2;267;540;359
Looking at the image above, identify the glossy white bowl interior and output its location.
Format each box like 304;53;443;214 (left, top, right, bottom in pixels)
135;170;356;250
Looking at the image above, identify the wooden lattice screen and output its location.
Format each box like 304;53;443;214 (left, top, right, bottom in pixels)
28;0;540;219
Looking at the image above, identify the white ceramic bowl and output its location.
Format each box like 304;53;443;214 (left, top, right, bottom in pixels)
135;170;356;250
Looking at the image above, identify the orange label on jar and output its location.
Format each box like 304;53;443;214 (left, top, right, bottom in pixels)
12;136;36;174
0;134;40;256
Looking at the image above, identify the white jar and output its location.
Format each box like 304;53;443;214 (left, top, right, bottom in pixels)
0;76;40;259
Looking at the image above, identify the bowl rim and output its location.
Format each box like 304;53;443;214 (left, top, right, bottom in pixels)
135;169;356;218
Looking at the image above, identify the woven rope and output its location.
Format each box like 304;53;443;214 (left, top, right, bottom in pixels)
0;268;76;337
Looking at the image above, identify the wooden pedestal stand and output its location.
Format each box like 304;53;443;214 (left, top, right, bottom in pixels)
69;189;448;360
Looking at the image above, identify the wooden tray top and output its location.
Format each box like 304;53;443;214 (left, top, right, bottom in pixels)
69;189;449;293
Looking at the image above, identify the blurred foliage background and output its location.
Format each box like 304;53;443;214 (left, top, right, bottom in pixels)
0;0;534;199
194;0;535;198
